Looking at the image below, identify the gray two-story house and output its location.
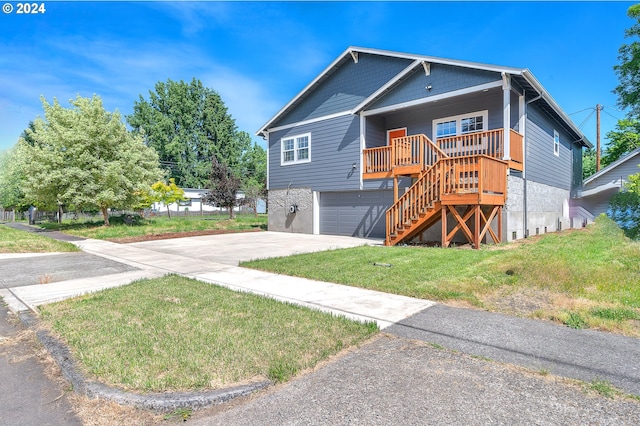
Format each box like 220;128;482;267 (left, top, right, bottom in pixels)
257;47;591;247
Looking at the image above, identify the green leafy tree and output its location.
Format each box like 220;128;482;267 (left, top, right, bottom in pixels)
205;155;243;219
603;118;640;167
0;148;29;212
605;4;640;238
17;95;163;225
614;4;640;117
239;142;267;217
608;190;640;239
242;177;265;218
629;165;640;193
150;178;186;219
582;148;597;179
127;78;250;188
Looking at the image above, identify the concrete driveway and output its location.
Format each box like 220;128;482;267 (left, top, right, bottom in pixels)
127;231;382;265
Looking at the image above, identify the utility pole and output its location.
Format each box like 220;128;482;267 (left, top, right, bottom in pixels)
596;104;601;172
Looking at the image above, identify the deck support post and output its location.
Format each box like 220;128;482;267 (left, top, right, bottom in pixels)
441;205;448;247
393;175;399;203
442;204;504;249
474;205;481;248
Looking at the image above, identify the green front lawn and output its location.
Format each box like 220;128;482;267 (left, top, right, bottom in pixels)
242;216;640;336
0;225;79;253
40;275;377;393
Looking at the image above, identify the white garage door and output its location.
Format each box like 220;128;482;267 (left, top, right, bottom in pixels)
319;190;392;238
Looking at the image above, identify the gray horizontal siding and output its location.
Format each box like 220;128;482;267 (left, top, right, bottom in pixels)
525;104;575;191
268;114;361;192
383;90;504;140
370;63;501;110
273;54;412;128
365;116;386;148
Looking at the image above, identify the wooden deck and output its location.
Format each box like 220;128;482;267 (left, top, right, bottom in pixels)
363;129;520;248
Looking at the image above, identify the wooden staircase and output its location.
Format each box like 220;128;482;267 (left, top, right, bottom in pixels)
386;161;445;246
363;132;509;248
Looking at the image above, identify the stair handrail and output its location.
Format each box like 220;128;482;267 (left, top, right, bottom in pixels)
386;160;442;244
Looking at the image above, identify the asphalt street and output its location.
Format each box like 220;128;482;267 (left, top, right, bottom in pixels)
0;305;80;426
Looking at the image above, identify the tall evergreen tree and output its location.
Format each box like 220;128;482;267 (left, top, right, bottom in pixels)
127;78;250;188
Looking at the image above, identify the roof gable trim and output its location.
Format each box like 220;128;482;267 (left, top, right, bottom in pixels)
266;110;353;134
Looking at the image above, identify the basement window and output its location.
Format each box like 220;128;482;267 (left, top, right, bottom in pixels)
281;133;311;165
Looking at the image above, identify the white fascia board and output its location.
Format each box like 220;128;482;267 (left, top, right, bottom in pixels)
522;69;592;148
256;47;354;137
361;80;503;117
350;46;525;75
583;148;640;185
266;110;353;134
351;60;422;114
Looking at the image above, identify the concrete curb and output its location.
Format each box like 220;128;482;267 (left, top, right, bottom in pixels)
18;312;271;412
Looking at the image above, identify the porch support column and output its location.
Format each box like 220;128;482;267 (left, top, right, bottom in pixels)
519;93;526;175
502;73;511;161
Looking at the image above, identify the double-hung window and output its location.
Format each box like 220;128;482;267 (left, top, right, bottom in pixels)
281;133;311;165
553;130;560;156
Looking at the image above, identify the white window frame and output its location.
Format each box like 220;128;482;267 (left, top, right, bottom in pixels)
281;133;311;166
553;130;560;157
432;110;488;141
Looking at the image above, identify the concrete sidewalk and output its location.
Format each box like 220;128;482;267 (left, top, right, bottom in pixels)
3;235;434;329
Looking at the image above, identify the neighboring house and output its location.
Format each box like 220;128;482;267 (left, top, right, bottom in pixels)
574;148;640;221
256;47;591;247
152;188;266;215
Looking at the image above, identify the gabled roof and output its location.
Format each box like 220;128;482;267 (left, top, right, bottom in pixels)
583;147;640;186
257;46;591;148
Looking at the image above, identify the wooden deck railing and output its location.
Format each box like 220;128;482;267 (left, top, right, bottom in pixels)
364;146;392;174
436;129;504;159
509;129;523;168
364;134;446;175
364;129;522;177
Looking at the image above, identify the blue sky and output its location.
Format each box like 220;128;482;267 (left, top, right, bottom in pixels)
0;1;635;153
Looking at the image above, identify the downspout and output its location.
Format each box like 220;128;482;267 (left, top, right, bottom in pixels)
523;92;542;238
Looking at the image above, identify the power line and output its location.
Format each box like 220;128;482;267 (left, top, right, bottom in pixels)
577;109;595;130
601;108;622;122
568;106;594;116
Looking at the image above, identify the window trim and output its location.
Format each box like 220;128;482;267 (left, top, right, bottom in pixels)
553;130;560;157
432;110;489;141
280;133;311;166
